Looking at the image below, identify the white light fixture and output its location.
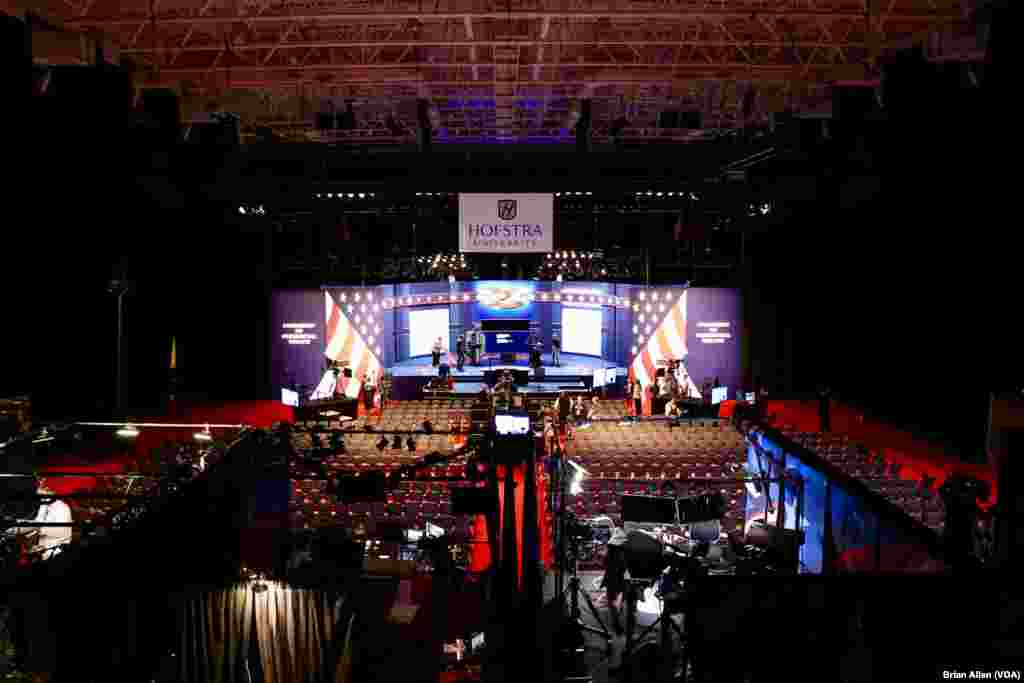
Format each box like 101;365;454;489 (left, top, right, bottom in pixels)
632;325;638;334
631;345;638;354
645;326;652;335
116;425;139;438
639;291;645;300
375;346;382;355
194;426;213;442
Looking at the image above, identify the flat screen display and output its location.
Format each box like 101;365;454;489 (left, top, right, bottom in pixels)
409;308;450;358
712;386;728;405
484;330;531;353
562;306;602;357
494;414;530;435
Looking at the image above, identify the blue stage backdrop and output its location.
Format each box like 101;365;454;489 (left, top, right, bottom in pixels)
269;282;741;401
269;289;326;399
628;286;743;399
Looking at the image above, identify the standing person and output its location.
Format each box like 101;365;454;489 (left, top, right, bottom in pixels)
551;333;561;367
362;373;374;410
819;386;831;433
456;335;466;372
556;391;572;435
431;336;443;367
632;380;643;420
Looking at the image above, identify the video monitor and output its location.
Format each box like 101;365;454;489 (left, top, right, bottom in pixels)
711;386;728;405
484;330;531;353
494;413;531;435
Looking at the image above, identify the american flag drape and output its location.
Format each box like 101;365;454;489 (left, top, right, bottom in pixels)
630;290;702;398
311;291;382;400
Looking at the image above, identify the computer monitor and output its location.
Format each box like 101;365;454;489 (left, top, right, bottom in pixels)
281;388;299;407
711;386;728;405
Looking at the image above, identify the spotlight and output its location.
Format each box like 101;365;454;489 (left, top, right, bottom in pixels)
116;425;139;438
194;426;212;442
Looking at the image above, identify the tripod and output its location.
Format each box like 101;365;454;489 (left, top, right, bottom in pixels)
563;540;613;650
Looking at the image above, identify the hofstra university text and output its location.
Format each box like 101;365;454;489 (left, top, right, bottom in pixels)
467;224;544;237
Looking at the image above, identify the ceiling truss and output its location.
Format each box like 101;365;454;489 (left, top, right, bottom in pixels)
33;0;972;141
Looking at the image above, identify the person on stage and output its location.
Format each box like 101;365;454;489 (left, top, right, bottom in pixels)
632;380;642;419
551;334;561;367
431;337;443;367
456;335;466;372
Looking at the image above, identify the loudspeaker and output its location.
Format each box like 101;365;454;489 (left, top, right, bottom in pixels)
658;111;680;128
140;88;181;144
621;495;677;524
452;487;498;514
337;471;386;502
679;111;701;129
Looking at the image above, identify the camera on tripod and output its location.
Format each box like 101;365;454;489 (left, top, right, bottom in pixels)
565;513;594;543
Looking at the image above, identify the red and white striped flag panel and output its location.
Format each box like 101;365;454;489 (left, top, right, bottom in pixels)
630;290;701;398
313;291;381;400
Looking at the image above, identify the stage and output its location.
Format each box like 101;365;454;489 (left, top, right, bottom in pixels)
388;352;625;400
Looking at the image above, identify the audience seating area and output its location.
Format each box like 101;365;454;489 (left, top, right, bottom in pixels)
778;426;946;532
567;410;749;534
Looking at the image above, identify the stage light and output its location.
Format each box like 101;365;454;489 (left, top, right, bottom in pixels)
639;314;645;323
632;325;638;334
645;326;652;335
194;427;212;442
238;206;246;215
645;304;652;313
631;345;638;354
659;304;666;313
375;346;382;355
646;191;653;196
358;192;366;198
116;425;139;438
449;275;455;283
639;291;645;300
639;335;645;343
328;193;335;198
556;274;563;282
656;192;663;197
368;335;375;344
555;192;561;197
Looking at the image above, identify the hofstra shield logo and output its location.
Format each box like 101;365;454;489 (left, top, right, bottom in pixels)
459;193;553;253
497;199;517;220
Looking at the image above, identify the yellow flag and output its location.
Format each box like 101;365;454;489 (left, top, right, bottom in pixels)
170;336;177;370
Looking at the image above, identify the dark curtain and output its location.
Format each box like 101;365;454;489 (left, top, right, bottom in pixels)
177;583;354;683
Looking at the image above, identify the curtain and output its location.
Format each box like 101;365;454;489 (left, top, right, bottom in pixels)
180;583;350;683
253;582;337;683
178;584;254;683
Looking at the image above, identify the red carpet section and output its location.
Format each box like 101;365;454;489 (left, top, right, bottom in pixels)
764;399;995;508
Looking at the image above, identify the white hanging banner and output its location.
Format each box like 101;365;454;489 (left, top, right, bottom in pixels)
458;193;554;253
